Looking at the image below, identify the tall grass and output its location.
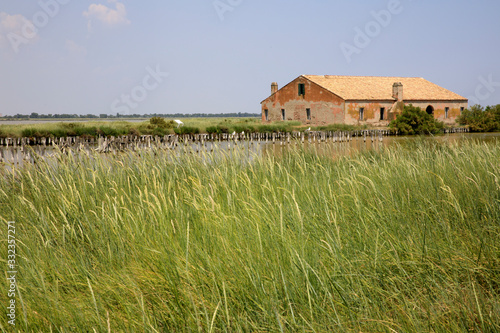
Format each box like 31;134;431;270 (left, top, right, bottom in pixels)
0;140;499;331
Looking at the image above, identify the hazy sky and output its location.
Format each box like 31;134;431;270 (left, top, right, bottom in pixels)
1;0;499;116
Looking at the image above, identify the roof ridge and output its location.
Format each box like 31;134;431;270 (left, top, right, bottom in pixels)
303;74;425;79
299;75;466;101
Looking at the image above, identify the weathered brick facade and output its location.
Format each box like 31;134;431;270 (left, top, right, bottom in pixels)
261;75;468;126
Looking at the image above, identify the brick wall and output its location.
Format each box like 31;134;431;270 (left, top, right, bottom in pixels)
261;77;344;125
262;78;468;126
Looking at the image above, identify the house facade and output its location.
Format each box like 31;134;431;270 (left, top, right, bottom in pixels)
261;75;468;126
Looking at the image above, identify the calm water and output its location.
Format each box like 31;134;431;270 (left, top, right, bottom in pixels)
1;132;499;168
262;132;500;157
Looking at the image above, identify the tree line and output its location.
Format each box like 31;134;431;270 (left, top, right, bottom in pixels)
1;112;261;120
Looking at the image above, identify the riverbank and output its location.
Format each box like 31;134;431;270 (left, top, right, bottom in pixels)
1;139;499;331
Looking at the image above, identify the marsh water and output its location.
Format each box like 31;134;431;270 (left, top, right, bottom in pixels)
263;132;500;157
1;132;499;168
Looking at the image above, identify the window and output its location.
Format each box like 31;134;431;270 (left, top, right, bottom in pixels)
359;108;364;121
460;107;465;114
445;107;449;119
380;107;385;121
264;109;268;121
298;83;305;96
281;109;286;121
306;108;311;121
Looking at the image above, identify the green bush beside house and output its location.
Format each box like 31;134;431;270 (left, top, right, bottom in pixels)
390;104;444;135
457;105;500;132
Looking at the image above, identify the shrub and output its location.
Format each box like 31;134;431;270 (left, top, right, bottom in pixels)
150;117;172;129
128;128;140;136
58;123;101;137
22;128;37;138
206;125;230;134
217;125;229;134
74;126;98;137
390;104;444;135
457;105;500;132
152;127;169;136
257;125;278;133
21;128;52;138
97;126;120;137
256;122;295;133
51;129;68;138
174;126;200;135
315;124;361;132
233;125;256;133
206;126;218;134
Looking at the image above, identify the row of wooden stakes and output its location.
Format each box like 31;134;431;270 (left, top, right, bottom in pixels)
0;127;470;150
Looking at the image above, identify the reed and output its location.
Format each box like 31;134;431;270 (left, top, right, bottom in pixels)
0;140;499;332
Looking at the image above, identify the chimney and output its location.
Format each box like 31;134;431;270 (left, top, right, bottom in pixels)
271;82;278;95
392;82;403;102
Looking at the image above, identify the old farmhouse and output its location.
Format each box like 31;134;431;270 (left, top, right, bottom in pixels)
261;75;468;126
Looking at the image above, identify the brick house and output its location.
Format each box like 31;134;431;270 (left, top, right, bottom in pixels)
261;75;468;126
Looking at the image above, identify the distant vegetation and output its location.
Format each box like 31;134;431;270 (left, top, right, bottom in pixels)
205;121;305;135
457;104;500;132
174;126;201;135
314;123;366;132
0;114;375;139
1;112;261;120
390;104;444;135
9;104;500;139
0;118;312;138
1;140;499;331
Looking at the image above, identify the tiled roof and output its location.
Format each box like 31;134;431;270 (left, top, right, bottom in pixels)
302;75;467;101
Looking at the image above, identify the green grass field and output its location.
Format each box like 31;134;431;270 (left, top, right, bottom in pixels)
0;118;366;138
0;118;257;138
1;140;499;331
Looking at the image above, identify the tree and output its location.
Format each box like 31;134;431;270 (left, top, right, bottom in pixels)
389;104;444;135
457;105;500;132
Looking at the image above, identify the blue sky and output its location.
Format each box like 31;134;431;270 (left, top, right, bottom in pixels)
1;0;499;116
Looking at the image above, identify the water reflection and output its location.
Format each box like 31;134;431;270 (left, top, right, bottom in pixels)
1;133;499;168
262;132;500;158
